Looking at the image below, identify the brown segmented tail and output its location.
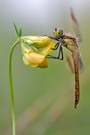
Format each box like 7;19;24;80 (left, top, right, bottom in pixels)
72;51;80;108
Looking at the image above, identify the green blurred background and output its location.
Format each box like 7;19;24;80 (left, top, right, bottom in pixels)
0;0;90;135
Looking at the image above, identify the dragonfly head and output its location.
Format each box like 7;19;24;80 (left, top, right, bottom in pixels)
53;28;63;39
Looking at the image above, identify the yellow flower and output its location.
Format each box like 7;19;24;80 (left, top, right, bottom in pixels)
20;36;55;68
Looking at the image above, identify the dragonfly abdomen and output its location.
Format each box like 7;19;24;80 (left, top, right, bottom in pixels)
72;51;80;108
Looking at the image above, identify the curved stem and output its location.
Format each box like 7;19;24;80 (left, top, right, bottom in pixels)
8;38;21;135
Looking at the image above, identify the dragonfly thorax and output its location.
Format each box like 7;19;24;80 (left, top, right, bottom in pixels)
53;28;63;39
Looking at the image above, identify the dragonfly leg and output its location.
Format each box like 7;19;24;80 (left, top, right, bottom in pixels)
44;35;57;40
52;42;60;50
59;45;63;60
46;44;63;60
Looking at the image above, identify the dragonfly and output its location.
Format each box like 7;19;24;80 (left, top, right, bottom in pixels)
46;8;84;108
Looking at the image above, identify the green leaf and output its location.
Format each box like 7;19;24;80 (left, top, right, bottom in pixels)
13;21;22;37
19;28;22;37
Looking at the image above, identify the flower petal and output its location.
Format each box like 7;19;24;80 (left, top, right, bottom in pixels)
38;58;48;68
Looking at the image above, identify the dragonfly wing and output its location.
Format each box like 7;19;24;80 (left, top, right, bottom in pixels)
66;52;84;73
70;8;82;43
66;55;74;73
78;52;84;72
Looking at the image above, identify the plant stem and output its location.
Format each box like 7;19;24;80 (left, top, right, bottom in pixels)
8;38;21;135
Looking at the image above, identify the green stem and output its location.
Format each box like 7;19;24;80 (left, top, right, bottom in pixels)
8;38;21;135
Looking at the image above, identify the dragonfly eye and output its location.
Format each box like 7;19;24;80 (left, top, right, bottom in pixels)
53;28;63;39
58;29;63;36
